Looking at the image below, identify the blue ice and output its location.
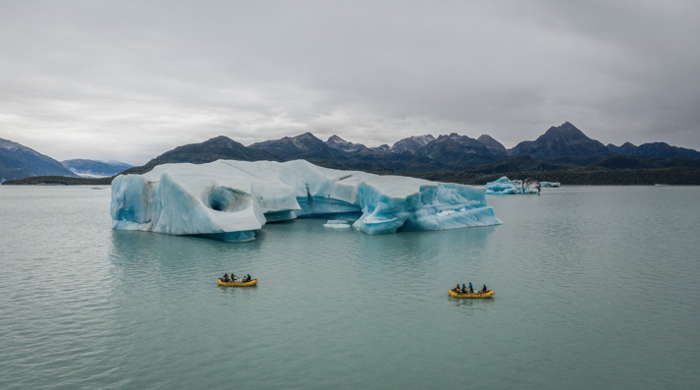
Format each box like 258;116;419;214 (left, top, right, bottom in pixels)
110;160;502;242
485;176;540;195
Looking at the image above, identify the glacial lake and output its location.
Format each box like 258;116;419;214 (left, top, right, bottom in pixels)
1;185;699;389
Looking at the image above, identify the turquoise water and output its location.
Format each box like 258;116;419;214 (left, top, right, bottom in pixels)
1;185;699;389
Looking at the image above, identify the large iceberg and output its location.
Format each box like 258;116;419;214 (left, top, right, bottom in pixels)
485;176;540;195
110;160;502;242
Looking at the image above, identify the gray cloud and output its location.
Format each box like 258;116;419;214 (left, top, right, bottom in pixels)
1;0;698;164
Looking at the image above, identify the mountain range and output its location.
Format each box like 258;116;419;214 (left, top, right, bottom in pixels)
4;122;700;184
0;138;76;183
122;122;700;176
62;159;132;177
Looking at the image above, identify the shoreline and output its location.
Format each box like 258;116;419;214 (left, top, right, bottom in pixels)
3;166;700;186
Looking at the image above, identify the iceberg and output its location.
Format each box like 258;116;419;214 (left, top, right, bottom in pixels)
485;176;540;195
110;160;502;242
540;181;561;188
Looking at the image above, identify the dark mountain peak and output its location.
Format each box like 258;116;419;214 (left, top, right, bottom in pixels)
372;144;391;152
414;132;495;166
122;135;278;175
200;135;245;149
293;132;319;141
637;142;700;159
1;137;37;155
540;122;589;142
477;134;498;143
477;134;507;154
432;133;482;146
289;132;325;148
607;142;638;155
327;135;346;143
0;137;77;182
390;134;435;154
250;132;347;161
643;141;670;148
606;140;700;159
207;135;233;142
435;133;468;141
326;135;369;154
510;122;610;160
0;137;18;149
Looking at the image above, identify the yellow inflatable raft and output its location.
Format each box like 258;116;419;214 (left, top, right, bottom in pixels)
448;289;494;298
217;279;258;287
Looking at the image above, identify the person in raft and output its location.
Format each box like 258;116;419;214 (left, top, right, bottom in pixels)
454;284;461;293
480;284;488;294
246;274;252;282
468;282;474;293
221;274;230;282
461;284;467;293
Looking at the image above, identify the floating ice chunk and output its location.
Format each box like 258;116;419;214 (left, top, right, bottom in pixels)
111;160;502;241
323;223;351;228
485;176;539;195
324;219;350;228
540;181;561;188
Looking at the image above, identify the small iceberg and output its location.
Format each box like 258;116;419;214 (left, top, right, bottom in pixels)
485;176;540;195
324;220;351;229
540;181;561;188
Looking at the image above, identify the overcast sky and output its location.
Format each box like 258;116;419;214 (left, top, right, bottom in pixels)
1;0;699;164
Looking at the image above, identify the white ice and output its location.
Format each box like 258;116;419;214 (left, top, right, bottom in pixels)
324;219;350;228
540;181;561;188
110;160;502;242
326;220;350;224
323;223;351;229
485;176;540;195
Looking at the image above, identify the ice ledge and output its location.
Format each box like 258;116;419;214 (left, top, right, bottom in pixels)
110;160;502;241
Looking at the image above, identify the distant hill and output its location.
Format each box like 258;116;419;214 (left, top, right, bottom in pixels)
414;133;498;166
606;142;638;156
0;138;76;183
250;133;348;161
122;135;278;175
325;135;371;154
62;159;132;177
477;134;507;154
607;141;700;159
510;122;611;160
591;155;700;170
390;135;436;154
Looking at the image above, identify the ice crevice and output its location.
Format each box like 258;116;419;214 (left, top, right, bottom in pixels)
110;160;502;242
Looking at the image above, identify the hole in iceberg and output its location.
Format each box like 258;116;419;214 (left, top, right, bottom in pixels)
207;187;252;212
